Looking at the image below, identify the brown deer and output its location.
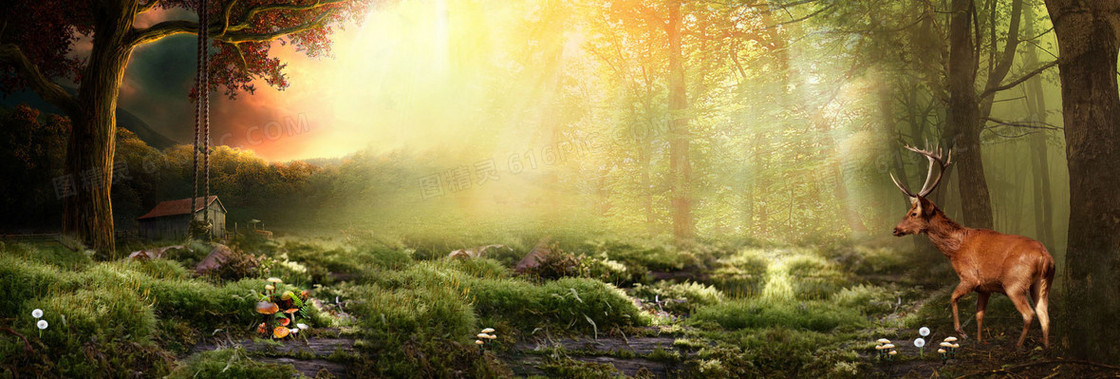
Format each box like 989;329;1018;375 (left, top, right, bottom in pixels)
890;144;1055;348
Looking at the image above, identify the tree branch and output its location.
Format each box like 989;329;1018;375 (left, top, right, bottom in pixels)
979;59;1058;98
138;0;160;14
982;0;1023;99
984;117;1062;130
0;327;33;354
128;0;345;46
0;44;80;115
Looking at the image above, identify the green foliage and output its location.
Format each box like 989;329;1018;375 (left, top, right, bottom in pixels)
538;356;624;379
631;281;725;315
471;277;647;334
708;250;769;298
134;258;192;280
0;242;92;270
833;284;900;315
168;349;298;379
691;299;866;332
784;254;849;300
590;240;695;273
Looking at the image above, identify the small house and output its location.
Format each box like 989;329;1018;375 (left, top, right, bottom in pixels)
137;196;227;240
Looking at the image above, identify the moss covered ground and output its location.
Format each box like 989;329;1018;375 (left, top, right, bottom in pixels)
0;232;1111;378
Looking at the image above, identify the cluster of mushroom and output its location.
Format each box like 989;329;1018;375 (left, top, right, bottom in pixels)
874;338;897;361
937;336;960;360
254;277;312;339
475;327;497;351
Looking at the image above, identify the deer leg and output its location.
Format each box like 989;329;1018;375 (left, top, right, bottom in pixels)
950;283;974;339
1007;287;1036;347
976;292;990;344
1032;279;1051;348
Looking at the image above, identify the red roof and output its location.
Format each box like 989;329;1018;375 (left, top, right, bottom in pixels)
137;196;221;220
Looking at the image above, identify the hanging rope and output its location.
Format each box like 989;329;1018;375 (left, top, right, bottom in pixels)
201;0;212;233
191;0;211;238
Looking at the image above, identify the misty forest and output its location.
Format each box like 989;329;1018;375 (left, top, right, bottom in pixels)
2;0;1120;377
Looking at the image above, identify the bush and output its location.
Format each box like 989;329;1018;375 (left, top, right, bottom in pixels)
709;252;768;298
833;284;899;315
471;277;647;334
784;254;847;300
631;281;725;315
134;258;192;280
168;349;297;379
0;242;92;270
590;240;693;272
691;299;865;332
13;289;172;377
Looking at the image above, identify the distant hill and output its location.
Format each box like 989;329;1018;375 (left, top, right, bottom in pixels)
0;89;178;150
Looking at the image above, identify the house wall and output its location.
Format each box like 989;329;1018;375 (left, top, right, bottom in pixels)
140;204;226;240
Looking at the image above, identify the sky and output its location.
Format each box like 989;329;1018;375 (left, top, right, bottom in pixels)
117;1;461;161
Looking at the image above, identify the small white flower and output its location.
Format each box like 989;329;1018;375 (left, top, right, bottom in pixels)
37;320;48;330
914;338;925;348
32;309;43;319
296;323;309;330
919;327;930;337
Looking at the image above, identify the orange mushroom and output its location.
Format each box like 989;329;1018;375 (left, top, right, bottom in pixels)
284;308;299;315
256;301;279;315
256;323;268;334
279;318;290;326
273;326;290;339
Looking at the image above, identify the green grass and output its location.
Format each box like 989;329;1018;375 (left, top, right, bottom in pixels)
0;233;938;378
691;298;867;332
168;349;298;379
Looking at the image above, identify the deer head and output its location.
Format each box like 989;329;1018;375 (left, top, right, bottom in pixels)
891;143;952;236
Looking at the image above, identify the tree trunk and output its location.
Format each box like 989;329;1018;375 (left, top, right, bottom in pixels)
945;0;994;229
667;0;692;243
1045;0;1120;361
1022;3;1055;249
63;0;138;255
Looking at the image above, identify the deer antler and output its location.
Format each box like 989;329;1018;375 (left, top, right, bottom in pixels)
891;141;953;198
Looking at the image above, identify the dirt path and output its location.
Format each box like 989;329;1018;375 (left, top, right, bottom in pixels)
505;333;704;378
190;334;356;378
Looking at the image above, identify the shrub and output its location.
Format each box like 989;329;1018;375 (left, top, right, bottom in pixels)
709;252;768;298
784;254;847;300
134;258;192;280
631;281;725;315
833;284;898;315
590;239;692;272
0;255;71;319
470;277;646;334
0;242;92;270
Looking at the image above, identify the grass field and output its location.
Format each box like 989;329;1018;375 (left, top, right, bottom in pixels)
0;229;1081;378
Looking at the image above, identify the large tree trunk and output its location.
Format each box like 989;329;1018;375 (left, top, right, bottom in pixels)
944;0;994;229
63;0;138;255
1045;0;1120;361
666;0;693;243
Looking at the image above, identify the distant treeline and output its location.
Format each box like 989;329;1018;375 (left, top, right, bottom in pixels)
0;104;419;233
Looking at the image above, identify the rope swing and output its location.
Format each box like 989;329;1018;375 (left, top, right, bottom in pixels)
190;0;212;239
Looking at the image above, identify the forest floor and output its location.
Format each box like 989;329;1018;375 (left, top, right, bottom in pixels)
1;231;1118;378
